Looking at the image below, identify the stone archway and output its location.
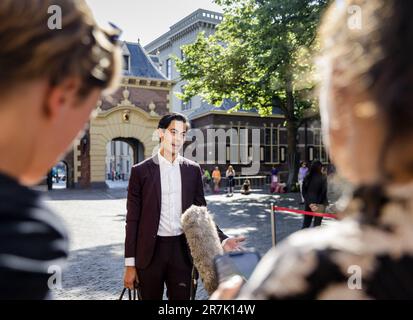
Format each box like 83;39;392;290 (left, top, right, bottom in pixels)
105;137;144;185
88;104;160;188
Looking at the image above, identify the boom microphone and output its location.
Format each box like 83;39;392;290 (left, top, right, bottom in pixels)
181;205;223;295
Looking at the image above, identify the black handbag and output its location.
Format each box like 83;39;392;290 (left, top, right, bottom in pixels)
119;282;142;300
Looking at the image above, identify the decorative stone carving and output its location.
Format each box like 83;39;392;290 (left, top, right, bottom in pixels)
117;87;136;107
122;110;131;123
149;101;158;116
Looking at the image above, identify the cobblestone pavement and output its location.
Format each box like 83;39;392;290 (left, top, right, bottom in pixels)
45;187;337;300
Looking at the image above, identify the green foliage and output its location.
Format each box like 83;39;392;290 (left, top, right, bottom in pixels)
175;0;330;186
175;0;329;120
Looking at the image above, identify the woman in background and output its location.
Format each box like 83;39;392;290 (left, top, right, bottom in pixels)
302;160;328;228
212;166;222;194
298;161;309;203
270;166;279;194
226;165;235;197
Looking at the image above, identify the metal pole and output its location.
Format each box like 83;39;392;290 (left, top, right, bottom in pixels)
270;202;277;247
304;119;308;163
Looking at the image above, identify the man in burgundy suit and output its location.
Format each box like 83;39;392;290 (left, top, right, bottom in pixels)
123;113;245;300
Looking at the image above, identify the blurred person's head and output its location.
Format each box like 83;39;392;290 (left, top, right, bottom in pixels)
308;160;323;177
318;0;413;187
301;162;307;168
157;113;189;157
0;0;121;185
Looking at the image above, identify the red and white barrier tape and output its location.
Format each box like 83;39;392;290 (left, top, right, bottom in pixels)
272;206;338;220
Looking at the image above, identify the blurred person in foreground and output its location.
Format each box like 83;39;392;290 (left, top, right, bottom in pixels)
212;0;413;300
0;0;121;299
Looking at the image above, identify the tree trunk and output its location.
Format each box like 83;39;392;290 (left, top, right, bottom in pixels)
285;78;300;191
286;121;299;191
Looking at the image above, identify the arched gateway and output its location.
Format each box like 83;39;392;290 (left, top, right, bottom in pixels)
61;41;173;188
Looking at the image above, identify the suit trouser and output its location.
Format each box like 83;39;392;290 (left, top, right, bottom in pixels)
137;235;193;300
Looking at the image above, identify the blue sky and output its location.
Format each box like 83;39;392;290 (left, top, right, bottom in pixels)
86;0;222;45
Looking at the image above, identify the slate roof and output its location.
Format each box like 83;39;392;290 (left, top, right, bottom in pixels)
122;41;166;80
188;99;284;119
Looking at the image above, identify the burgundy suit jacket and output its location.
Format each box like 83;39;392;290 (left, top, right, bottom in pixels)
124;155;228;269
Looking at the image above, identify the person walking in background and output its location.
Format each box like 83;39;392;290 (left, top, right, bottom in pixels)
270;166;279;194
0;0;121;299
302;160;328;228
226;165;235;197
212;166;221;194
203;168;212;193
298;161;309;204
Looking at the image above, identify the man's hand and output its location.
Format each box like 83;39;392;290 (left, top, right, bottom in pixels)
309;204;318;212
222;236;246;252
210;275;244;300
124;266;138;289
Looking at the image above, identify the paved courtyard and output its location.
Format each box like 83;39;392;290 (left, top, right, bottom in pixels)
45;187;337;300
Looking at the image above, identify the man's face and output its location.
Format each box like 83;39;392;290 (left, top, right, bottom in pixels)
159;120;187;155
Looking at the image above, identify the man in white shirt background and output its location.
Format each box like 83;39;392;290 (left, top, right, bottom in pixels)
123;113;245;300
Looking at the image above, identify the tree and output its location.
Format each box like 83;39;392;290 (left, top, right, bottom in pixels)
175;0;329;188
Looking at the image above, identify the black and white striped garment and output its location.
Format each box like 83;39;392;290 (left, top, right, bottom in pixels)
238;184;413;300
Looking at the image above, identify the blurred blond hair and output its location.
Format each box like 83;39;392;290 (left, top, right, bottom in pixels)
0;0;121;99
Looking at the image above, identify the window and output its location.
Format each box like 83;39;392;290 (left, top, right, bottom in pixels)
264;128;271;145
227;127;239;164
272;148;278;163
272;128;278;145
279;146;287;163
166;58;172;79
123;55;129;72
263;127;280;163
307;146;313;162
264;146;271;163
312;129;329;163
239;128;248;164
181;86;192;111
181;49;185;60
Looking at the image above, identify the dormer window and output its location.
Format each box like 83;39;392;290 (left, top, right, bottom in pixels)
166;58;172;79
123;54;130;72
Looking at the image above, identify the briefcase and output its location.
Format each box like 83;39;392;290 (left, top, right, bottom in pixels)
119;282;142;300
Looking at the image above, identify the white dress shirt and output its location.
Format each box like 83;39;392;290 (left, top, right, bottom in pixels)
157;151;183;236
125;151;182;267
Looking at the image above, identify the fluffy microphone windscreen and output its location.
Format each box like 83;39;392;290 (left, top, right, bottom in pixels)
181;205;224;295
